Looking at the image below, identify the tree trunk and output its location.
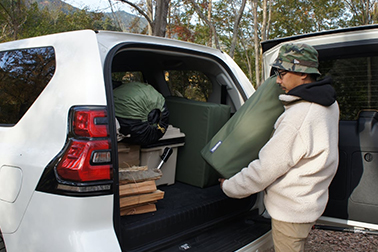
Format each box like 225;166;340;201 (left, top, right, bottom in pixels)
366;0;370;24
261;0;267;41
266;0;271;39
229;0;247;58
153;0;170;37
260;0;269;82
252;0;260;87
208;0;212;47
147;0;153;35
117;0;171;37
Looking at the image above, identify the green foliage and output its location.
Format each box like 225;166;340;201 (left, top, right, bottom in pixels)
270;0;348;38
344;0;378;26
0;0;29;41
169;0;208;44
0;0;121;42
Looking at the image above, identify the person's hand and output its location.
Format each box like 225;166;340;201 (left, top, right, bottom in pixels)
218;178;225;188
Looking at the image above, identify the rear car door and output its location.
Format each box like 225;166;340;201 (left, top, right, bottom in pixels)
262;26;378;231
317;33;378;229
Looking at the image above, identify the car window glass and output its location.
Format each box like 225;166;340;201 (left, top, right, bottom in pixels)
319;56;378;120
164;70;212;102
112;71;144;89
0;47;55;125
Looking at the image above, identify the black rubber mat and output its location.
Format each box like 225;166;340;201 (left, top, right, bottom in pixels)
161;211;272;252
120;182;255;251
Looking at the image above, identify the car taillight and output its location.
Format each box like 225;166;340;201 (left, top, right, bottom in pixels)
56;139;111;182
56;107;112;183
73;109;108;138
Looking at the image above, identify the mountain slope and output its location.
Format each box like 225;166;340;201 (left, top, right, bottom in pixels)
32;0;147;33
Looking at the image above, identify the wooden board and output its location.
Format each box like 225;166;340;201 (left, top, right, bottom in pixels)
119;180;157;197
120;189;165;208
120;203;157;216
119;166;162;184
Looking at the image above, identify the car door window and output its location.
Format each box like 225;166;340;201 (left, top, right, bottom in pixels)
320;56;378;120
0;47;55;125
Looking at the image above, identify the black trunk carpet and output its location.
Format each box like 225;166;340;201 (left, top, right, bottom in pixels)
119;182;255;251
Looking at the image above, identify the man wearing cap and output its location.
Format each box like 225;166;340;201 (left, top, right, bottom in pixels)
220;43;339;252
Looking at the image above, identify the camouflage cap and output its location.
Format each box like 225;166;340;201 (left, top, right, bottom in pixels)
271;43;320;75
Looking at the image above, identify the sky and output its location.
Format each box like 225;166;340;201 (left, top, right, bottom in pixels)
62;0;133;13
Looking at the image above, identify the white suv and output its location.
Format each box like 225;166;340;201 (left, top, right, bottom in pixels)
0;30;268;252
1;26;378;252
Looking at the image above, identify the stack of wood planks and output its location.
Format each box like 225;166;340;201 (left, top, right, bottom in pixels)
119;166;165;216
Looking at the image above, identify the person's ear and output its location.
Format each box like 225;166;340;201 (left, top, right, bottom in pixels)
301;73;310;81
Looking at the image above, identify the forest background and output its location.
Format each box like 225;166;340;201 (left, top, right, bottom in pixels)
1;0;377;88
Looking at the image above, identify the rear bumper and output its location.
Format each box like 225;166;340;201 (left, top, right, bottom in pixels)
3;191;121;252
235;231;273;252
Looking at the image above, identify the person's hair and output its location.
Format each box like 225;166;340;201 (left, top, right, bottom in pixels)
309;73;318;82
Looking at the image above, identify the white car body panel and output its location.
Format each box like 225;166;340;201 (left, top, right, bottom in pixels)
3;192;121;252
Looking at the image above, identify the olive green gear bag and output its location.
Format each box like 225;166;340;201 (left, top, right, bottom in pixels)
200;76;284;179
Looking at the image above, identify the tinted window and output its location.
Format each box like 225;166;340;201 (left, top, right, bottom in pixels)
165;70;212;102
319;56;378;120
0;47;55;124
111;71;144;89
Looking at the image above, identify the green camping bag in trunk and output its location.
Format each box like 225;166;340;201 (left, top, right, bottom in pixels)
200;76;284;179
113;82;169;146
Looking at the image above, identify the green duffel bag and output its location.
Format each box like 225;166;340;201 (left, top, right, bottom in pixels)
114;81;169;146
200;75;284;179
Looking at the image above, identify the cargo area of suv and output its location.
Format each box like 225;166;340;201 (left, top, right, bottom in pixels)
108;46;271;251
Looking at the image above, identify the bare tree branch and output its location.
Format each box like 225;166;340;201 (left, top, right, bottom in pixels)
344;0;364;24
239;32;253;83
108;0;123;30
116;0;153;25
0;24;8;40
0;2;12;23
229;0;247;58
187;0;220;49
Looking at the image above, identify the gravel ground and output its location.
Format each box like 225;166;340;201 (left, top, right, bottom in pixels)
264;227;378;252
305;228;378;252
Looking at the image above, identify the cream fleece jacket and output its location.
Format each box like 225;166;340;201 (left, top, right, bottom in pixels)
222;94;339;223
